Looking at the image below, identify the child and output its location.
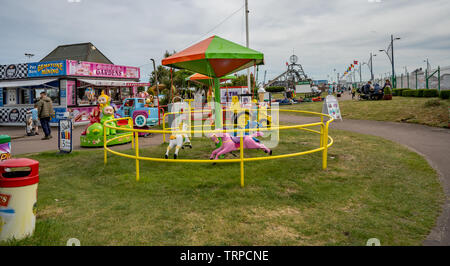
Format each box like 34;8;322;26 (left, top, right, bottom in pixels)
31;103;39;135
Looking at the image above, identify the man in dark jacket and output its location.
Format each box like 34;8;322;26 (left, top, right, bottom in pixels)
37;91;55;140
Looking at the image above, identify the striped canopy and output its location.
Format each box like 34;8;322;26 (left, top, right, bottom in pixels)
185;73;235;86
162;35;264;77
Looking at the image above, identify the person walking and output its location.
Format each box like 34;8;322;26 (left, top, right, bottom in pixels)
37;91;54;140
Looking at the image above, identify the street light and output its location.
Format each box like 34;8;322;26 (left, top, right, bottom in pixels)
380;35;401;88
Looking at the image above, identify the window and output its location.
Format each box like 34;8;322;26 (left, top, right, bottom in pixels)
120;87;132;101
34;87;60;105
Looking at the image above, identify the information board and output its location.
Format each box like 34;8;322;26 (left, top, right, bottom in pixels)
322;95;342;121
58;119;73;153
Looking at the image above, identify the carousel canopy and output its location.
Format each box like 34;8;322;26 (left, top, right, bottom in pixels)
162;35;264;77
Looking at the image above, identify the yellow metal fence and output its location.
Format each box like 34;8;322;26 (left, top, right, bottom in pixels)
103;109;334;187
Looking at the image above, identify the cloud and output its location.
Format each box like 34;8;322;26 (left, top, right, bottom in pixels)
0;0;449;83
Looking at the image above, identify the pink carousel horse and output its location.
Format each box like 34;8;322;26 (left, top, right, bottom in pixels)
209;131;272;160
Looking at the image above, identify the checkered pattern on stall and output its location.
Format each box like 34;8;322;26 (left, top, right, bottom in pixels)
0;107;30;123
0;64;28;79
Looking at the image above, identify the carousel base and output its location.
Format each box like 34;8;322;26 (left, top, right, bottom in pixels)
80;132;132;147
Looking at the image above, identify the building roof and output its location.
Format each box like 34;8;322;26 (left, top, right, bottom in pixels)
40;42;113;64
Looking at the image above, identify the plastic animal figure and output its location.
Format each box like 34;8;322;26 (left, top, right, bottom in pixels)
165;122;192;159
100;105;117;136
209;131;272;160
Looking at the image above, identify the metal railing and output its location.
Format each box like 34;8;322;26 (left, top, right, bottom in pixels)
103;109;334;187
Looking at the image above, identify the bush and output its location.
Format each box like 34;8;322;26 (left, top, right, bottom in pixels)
401;89;415;97
439;90;450;99
423;99;441;107
423;89;439;97
384;87;392;95
416;89;426;97
393;88;410;96
265;86;285;93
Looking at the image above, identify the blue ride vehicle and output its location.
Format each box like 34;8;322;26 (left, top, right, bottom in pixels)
116;98;159;127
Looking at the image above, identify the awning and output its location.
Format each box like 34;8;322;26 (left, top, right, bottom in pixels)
0;78;58;88
78;79;135;87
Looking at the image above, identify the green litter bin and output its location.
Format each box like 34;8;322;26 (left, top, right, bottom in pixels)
0;135;11;161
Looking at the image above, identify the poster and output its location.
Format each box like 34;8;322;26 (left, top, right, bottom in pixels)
322;95;342;121
27;61;66;77
66;60;140;79
58;119;72;153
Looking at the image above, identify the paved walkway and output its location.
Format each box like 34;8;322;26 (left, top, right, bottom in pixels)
1;125;163;155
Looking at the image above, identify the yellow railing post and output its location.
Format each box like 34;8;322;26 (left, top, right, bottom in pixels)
135;131;140;181
163;114;166;143
104;121;107;165
322;121;329;170
240;130;245;188
130;118;135;150
320;116;324;148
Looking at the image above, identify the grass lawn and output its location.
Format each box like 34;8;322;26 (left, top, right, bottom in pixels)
1;128;443;246
282;96;450;128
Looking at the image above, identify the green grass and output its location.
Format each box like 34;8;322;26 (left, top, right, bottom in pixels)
1;129;443;246
282;96;450;128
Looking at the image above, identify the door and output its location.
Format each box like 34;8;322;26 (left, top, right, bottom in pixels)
7;88;16;105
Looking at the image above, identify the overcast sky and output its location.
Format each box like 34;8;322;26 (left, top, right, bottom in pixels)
1;0;450;83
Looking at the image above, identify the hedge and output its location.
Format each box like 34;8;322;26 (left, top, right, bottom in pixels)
423;89;439;97
400;89;439;97
393;88;410;96
440;90;450;99
265;86;285;93
401;89;415;97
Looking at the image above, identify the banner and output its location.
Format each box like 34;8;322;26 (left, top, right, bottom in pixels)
28;60;66;77
66;60;140;79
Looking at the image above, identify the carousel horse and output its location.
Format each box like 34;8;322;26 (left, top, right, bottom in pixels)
209;131;272;160
165;122;192;159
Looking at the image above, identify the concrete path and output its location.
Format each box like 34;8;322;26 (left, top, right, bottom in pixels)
1;125;163;155
279;114;450;246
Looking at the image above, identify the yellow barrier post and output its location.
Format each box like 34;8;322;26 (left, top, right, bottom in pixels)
240;130;245;188
320;116;324;147
104;122;107;165
322;121;329;170
135;131;140;181
163;114;166;143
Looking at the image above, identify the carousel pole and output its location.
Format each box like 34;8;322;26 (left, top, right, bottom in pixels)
213;77;223;129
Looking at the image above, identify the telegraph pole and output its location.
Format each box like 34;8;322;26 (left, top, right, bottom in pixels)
245;0;251;95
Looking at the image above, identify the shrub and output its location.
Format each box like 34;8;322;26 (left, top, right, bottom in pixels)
384;87;392;95
416;89;426;97
440;90;450;99
423;89;439;97
401;89;414;97
423;99;441;107
265;86;285;93
393;88;409;96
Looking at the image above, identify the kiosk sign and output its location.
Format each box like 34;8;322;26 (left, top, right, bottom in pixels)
28;61;66;77
58;119;72;153
322;95;342;121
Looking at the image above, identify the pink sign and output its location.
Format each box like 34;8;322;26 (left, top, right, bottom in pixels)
66;60;140;79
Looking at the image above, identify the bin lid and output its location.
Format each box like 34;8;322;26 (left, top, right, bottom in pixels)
0;135;11;144
0;158;39;188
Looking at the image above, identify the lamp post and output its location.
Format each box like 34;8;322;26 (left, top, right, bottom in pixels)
380;34;400;88
24;53;34;62
369;53;377;82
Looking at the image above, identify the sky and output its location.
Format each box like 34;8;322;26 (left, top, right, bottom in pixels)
1;0;450;83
